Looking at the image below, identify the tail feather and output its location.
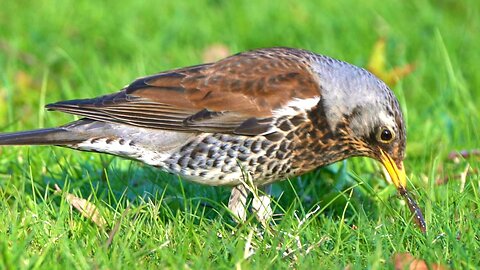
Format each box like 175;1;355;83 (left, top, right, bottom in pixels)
0;128;85;146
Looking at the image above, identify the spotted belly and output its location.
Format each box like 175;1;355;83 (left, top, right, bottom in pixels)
160;133;299;186
69;132;298;186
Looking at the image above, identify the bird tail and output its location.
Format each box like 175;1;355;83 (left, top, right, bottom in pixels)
0;127;86;146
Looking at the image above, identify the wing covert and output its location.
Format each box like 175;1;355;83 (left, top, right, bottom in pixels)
47;48;321;135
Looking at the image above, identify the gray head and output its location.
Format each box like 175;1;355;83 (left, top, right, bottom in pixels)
310;54;407;188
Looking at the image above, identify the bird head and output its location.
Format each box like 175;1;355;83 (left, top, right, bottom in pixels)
311;55;407;190
347;93;407;190
310;54;425;232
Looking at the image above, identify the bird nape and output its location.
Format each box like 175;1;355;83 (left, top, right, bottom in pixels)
0;47;425;233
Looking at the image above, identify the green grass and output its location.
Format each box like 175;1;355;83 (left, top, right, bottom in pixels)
0;0;479;269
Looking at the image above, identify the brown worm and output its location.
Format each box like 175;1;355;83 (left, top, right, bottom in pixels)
398;187;427;233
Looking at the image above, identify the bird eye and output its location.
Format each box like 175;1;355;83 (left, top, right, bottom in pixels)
377;127;395;143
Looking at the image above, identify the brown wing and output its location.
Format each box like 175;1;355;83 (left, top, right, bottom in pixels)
46;47;321;135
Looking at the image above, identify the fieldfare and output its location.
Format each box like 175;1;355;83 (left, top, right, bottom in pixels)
0;47;425;232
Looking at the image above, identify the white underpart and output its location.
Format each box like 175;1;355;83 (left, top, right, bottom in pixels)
72;132;244;186
272;97;320;118
74;138;166;166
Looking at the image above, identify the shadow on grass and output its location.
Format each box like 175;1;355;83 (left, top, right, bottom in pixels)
2;147;381;229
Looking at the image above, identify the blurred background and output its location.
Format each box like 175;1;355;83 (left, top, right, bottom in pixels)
0;0;478;268
1;0;478;158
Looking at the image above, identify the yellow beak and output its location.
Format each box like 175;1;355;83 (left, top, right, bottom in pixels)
378;149;426;233
379;149;407;188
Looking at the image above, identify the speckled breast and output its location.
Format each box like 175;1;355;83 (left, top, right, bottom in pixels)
159;114;341;186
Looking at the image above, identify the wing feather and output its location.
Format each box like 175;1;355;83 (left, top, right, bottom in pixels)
47;48;321;135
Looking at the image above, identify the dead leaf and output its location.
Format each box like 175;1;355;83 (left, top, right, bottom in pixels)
54;184;107;228
392;252;448;270
448;149;480;163
459;164;470;192
202;43;230;62
435;168;478;185
367;38;415;87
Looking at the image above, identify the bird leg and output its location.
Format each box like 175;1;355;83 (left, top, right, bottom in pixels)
251;184;273;226
228;184;249;222
228;183;274;225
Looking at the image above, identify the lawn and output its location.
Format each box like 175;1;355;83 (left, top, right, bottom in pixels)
0;0;479;269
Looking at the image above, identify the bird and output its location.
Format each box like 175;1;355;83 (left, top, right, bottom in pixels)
0;47;425;231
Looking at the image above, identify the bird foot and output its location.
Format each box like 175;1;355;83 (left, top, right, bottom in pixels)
228;184;274;225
